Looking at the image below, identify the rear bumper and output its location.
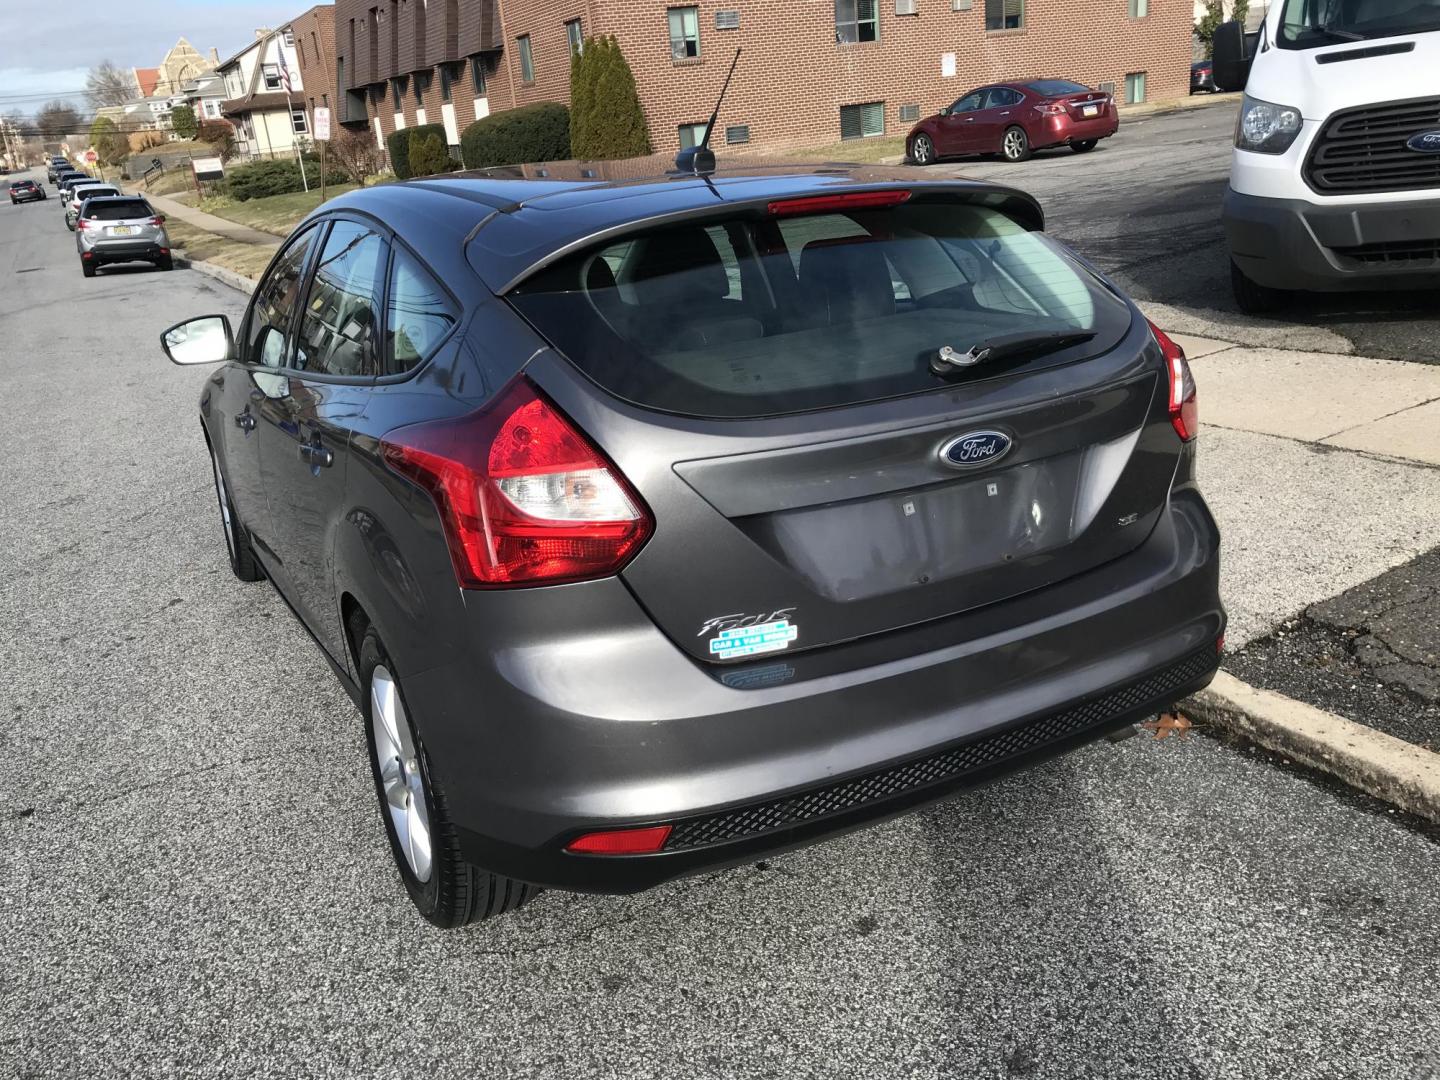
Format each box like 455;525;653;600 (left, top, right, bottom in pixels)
1223;187;1440;291
12;191;43;202
1035;112;1119;147
84;240;167;264
404;486;1223;894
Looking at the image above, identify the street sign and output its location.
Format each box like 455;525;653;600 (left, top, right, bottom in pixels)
84;149;97;164
314;107;331;142
192;156;225;182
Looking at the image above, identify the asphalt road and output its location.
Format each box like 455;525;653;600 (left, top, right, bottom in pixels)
4;164;1440;1080
928;98;1440;364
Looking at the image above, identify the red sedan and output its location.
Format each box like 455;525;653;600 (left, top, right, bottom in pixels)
907;80;1119;165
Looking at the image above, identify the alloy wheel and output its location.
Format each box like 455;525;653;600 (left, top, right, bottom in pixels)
370;665;434;882
912;135;934;165
1004;130;1026;160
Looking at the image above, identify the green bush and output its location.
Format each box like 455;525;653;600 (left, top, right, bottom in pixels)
460;102;571;169
225;156;347;201
386;123;447;180
408;132;453;177
170;104;198;140
569;36;651;160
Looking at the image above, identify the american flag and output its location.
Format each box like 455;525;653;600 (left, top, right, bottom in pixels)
277;45;293;93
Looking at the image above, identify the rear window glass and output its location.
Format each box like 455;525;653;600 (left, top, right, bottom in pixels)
508;200;1131;418
86;200;151;221
76;187;118;200
1025;80;1091;96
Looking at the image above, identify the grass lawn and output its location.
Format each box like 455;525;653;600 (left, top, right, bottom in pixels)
165;219;277;281
199;183;361;237
783;134;909;164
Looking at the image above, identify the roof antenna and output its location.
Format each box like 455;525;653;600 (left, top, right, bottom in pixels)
674;48;740;175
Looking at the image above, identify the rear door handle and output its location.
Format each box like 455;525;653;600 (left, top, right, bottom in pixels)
299;442;334;468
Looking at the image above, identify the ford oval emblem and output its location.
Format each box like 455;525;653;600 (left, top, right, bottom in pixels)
1406;129;1440;153
939;430;1013;469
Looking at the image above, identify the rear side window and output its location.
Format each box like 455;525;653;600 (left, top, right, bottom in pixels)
385;248;457;374
295;220;387;377
85;200;150;220
508;200;1131;418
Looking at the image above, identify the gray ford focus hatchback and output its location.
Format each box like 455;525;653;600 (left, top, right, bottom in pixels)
162;160;1223;927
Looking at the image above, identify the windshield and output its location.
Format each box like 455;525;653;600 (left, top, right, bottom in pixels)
508;200;1131;419
1278;0;1440;46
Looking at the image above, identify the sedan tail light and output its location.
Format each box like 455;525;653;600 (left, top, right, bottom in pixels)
1147;320;1198;442
1034;102;1067;115
380;377;654;588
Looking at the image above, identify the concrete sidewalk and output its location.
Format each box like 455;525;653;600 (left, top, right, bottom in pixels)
146;192;281;248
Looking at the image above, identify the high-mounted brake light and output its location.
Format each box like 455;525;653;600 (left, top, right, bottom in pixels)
1147;319;1198;442
380;377;653;588
565;825;672;855
766;190;912;217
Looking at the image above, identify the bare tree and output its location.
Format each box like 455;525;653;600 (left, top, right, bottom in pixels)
86;61;136;111
328;126;386;186
33;100;83;140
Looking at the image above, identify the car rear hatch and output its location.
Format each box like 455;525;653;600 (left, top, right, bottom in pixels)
501;189;1183;664
82;200;161;246
1057;90;1113;121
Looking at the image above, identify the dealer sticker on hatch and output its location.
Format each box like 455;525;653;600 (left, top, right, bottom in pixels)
700;609;799;660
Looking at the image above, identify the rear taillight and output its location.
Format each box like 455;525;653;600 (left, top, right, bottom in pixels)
148;217;164;227
1147;320;1198;442
75;219;89;230
380;377;653;588
1035;102;1067;115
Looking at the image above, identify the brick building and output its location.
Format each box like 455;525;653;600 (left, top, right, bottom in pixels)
333;0;1192;159
287;4;339;128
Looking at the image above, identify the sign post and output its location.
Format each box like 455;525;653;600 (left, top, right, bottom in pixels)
314;107;331;204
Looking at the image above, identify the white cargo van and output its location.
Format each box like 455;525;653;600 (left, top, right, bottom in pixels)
1213;1;1440;312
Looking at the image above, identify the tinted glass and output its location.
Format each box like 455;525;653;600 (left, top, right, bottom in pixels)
244;226;320;368
385;248;456;374
1279;0;1440;46
295;220;386;377
509;201;1131;419
84;200;151;221
1025;80;1090;96
952;92;984;113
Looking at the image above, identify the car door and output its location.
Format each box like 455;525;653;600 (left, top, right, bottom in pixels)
936;90;986;155
219;224;325;568
252;215;387;663
971;87;1021;152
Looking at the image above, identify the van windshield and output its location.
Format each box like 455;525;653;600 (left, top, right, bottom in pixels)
507;200;1132;419
1278;0;1440;47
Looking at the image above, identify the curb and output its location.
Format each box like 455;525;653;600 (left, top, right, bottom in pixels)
174;255;257;295
1186;671;1440;822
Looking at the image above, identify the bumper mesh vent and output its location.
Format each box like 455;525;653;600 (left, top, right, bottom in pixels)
664;648;1217;851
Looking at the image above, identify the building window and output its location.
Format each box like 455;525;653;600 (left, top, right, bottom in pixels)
204;99;222;120
440;65;452;101
835;0;879;43
678;122;709;149
262;64;283;91
471;56;488;95
840;101;885;139
392;77;405;108
1125;71;1146;103
669;7;700;59
298;39;307;65
517;35;534;82
291;108;309;133
283;28;295;47
566;19;584;56
984;0;1023;29
1129;0;1148;14
414;71;428;101
725;123;750;144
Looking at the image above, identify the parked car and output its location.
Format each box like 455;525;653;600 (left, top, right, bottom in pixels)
46;158;67;183
10;179;46;204
1190;60;1216;93
53;167;86;189
64;182;120;229
159;162;1222;928
56;174;94;201
908;80;1119;165
75;195;172;276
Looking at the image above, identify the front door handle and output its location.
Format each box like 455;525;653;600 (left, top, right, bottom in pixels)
299;442;334;469
234;409;256;433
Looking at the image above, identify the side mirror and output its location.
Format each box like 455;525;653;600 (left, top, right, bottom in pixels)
161;315;235;366
939;106;951;116
1212;20;1252;91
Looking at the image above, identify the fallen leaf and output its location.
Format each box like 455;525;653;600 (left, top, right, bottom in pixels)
1141;710;1192;740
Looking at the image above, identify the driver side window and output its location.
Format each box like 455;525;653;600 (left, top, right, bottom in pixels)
952;91;985;114
243;226;321;368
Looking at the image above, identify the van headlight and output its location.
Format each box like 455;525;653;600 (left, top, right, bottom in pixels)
1235;95;1304;154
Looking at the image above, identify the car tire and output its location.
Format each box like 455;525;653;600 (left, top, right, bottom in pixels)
909;133;936;167
356;617;539;929
1230;259;1290;314
210;450;264;582
1071;140;1098;154
81;259;96;278
1001;126;1032;163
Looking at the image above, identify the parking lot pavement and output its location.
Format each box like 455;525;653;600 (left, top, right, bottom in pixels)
5;168;1440;1080
927;99;1440;365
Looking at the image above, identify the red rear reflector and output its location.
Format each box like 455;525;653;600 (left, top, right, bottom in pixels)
1216;634;1226;655
566;825;672;855
380;377;653;588
767;190;912;217
1146;319;1198;442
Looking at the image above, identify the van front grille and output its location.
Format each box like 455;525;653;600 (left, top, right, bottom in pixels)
1304;96;1440;195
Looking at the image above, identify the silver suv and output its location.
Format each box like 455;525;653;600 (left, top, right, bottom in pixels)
75;195;173;277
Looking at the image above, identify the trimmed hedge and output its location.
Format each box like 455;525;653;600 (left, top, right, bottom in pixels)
408;132;454;177
569;35;651;160
386;123;447;180
225;156;347;201
460;102;571;169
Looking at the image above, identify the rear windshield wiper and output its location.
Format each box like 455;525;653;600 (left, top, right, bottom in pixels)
929;330;1096;375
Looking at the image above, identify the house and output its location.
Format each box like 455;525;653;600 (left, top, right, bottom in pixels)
332;0;1194;158
217;27;311;160
181;71;230;125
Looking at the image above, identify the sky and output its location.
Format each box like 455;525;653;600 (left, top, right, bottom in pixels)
0;0;305;117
